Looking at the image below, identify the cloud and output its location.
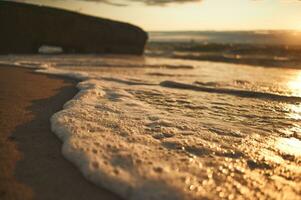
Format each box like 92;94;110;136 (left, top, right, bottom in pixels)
129;0;201;6
81;0;127;6
77;0;202;6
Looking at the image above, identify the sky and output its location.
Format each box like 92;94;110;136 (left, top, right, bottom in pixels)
13;0;301;31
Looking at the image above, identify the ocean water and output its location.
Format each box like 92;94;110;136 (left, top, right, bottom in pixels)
147;31;301;68
1;32;301;199
148;30;301;44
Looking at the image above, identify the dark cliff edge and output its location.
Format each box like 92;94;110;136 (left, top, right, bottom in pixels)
0;1;148;55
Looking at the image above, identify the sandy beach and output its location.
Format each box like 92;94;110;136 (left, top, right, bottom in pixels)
0;52;300;199
1;1;301;199
0;66;122;200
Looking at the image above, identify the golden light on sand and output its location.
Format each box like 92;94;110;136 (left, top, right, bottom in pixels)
287;71;301;96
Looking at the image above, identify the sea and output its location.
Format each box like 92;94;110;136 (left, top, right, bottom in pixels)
1;31;301;200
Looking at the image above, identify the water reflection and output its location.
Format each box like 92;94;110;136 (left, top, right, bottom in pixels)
285;104;301;120
276;137;301;157
287;71;301;96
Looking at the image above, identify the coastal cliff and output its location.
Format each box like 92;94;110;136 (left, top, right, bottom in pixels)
0;1;148;54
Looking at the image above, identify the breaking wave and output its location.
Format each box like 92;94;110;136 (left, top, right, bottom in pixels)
1;55;301;200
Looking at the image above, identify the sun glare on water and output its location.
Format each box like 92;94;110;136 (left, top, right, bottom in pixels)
276;137;301;157
277;70;301;158
287;71;301;97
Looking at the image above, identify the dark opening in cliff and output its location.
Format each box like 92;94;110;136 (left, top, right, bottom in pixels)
38;45;64;54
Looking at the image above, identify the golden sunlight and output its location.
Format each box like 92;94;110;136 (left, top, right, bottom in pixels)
276;137;301;157
287;71;301;96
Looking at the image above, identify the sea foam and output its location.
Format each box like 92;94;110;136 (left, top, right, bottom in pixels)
2;55;301;200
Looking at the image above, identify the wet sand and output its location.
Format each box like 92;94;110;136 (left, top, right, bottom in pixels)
0;66;122;200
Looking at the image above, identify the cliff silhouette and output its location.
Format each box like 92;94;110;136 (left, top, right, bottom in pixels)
0;1;148;54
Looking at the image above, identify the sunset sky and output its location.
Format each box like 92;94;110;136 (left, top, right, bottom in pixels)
14;0;301;31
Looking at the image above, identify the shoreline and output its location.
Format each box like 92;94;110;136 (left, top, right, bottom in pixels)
0;66;122;200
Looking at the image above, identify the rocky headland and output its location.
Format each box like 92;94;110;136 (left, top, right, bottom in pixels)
0;1;148;54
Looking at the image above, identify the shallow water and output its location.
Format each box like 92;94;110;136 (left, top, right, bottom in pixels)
1;54;301;199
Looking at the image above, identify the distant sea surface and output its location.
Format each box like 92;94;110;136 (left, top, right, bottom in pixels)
1;30;301;200
147;30;301;68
